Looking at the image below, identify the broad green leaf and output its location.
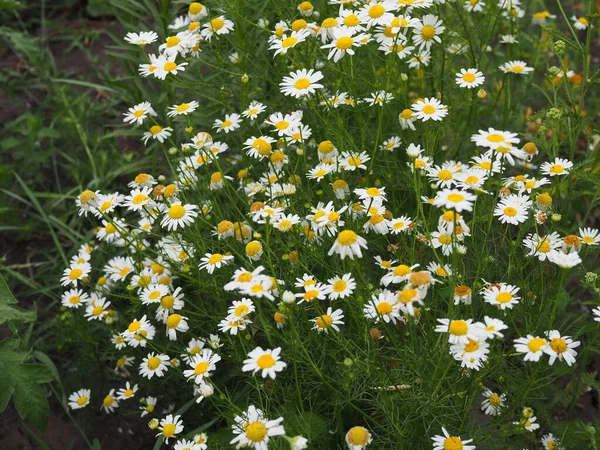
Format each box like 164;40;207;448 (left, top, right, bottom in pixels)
0;272;36;324
0;338;53;429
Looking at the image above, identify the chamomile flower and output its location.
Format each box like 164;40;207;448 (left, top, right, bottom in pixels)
514;335;547;362
230;405;285;450
117;382;138;400
544;330;580;366
153;59;188;80
321;29;369;62
280;69;324;98
338;151;370;171
140;353;170;379
242;101;266;120
435;318;483;345
364;290;402;324
214;113;242;133
242;347;287;379
455;68;485;88
540;157;573;177
542;433;562;450
184;349;221;383
345;426;372;450
161;203;198;231
142;125;173;144
123;101;157;125
411;97;448;121
494;194;531;224
579;227;600;245
499;60;534;74
312;307;345;333
450;336;489;370
69;389;91;410
547;249;582;269
85;297;111;321
269;29;310;56
124;31;158;46
328;229;368;259
61;288;89;309
198;253;234;274
471;128;519;151
101;389;119;413
326;273;356;299
140;396;158;417
363;90;394;106
413;14;445;50
572;16;589;31
167;100;199;117
481;388;506;416
60;262;91;287
201;16;234;41
158;414;184;443
431;428;475;450
165;313;189;340
483;284;521;310
433;189;476;212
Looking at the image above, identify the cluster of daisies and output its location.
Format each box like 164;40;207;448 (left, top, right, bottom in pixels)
56;0;598;449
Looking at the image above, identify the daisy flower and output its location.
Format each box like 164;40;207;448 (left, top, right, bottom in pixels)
542;433;562;450
481;388;506;416
167;100;199;117
68;389;91;410
547;249;582;269
413;14;445;50
312;307;345;333
388;216;412;234
494;194;531;224
544;329;580;366
153;58;188;80
345;426;372;450
499;60;534;74
142;125;173;144
214;113;242;133
328;229;368;259
198;253;234;274
242;347;287;379
123;101;157;125
183;349;221;383
280;69;324;98
242;101;266;120
450;336;490;370
363;90;394;106
124;186;153;212
265;111;303;137
579;227;600;245
269;29;310;56
85;297;111;321
139;353;170;379
201;16;234;41
116;382;138;400
455;68;485;88
431;428;475;450
358;1;397;27
165;313;189;340
326;273;356;299
435;318;483;345
399;108;417;130
101;389;119;413
124;31;158;45
158;414;184;443
514;335;548;362
307;163;335;182
523;232;561;260
471;128;519;151
60;262;91;287
230;405;285;450
411;97;448;121
433;189;476;212
572;15;589;31
364;290;402;324
161;202;198;231
140;396;157;417
273;213;301;232
296;282;329;303
61;288;89;309
540;157;573;177
338;151;370;171
321;28;369;62
483;284;521;310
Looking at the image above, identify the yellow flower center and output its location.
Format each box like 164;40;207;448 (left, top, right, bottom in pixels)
69;268;83;279
333;280;347;292
438;233;452;245
322;17;338;28
447;193;465;203
281;36;297;48
294;78;311;89
163;61;177;72
443;436;463;450
503;207;517;217
189;2;203;14
194;362;209;375
209;254;223;265
344;15;360;27
246;422;268;442
316;315;333;328
150;125;162;135
496;292;512;303
166;313;182;329
132;109;145;118
398;289;417;303
464;339;479;352
77;396;88;406
235;305;249;317
211;18;224;30
462;73;476;83
449;320;468;336
488;393;501;406
527;337;546;352
176;103;190;112
275;121;289;130
421;25;435;40
486;133;505;143
257;354;275;369
512;65;524;73
550;164;564;173
162;424;176;438
336;36;354;50
437;169;453;181
166;36;180;48
369;5;385;18
168;205;185;219
69;295;80;304
422;104;436;114
550;337;567;354
346;427;370;446
376;302;393;315
337;230;358;246
400;109;413;120
147;356;161;370
103;395;114;407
